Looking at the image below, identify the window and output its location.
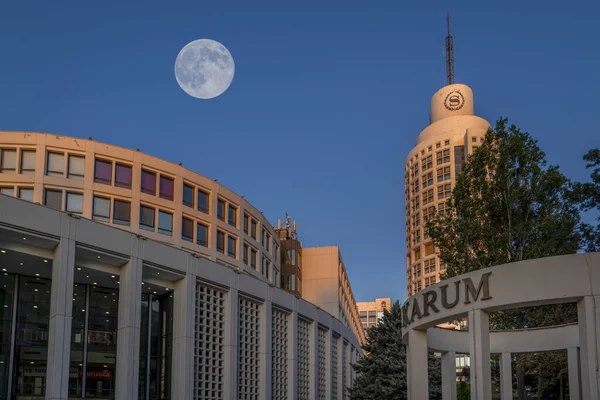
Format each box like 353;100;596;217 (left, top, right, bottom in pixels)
113;199;131;225
228;204;237;227
140;205;155;231
20;150;36;174
197;223;208;247
421;155;432;170
183;184;194;207
424;206;436;222
141;170;157;195
472;137;477;142
250;219;257;240
454;146;465;175
216;231;225;253
159;176;174;200
412;212;420;228
413;179;420;194
436;142;441;149
438;183;452;200
431;276;436;284
423;189;434;206
68;155;85;180
66;192;83;214
197;189;209;214
93;196;110;222
243;214;249;234
425;277;430;287
413;229;421;246
444;140;450;145
422;172;433;189
424;258;435;273
227;235;237;258
250;248;257;270
182;217;194;241
0;187;13;196
94;159;112;184
243;244;249;265
158;210;173;235
0;149;17;173
437;167;451;182
428;145;432;152
19;188;33;202
45;189;62;210
217;199;225;221
438;202;450;216
261;256;266;275
46;152;64;177
416;263;422;277
436;149;450;165
115;164;132;188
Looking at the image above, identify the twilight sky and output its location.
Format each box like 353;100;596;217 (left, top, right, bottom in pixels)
1;0;598;304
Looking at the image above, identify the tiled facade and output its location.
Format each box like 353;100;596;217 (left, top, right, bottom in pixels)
404;84;490;297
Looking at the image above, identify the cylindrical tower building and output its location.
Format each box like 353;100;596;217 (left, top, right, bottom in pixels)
404;84;490;297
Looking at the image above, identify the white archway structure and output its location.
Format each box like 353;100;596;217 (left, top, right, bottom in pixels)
401;252;600;400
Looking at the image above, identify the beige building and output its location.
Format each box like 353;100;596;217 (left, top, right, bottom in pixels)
404;84;490;297
0;130;365;399
302;246;366;345
356;297;392;331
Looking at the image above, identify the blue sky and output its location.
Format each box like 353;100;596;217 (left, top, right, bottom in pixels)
1;0;599;304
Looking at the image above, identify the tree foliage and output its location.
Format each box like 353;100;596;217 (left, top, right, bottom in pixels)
427;117;582;279
348;301;441;400
573;148;600;251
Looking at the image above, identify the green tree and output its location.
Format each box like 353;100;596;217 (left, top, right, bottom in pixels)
348;301;442;400
573;148;600;251
426;118;582;399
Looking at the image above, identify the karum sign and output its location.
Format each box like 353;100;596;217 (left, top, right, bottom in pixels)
402;272;492;328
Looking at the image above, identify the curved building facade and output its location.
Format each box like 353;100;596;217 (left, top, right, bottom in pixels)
0;131;280;285
0;131;364;400
404;84;490;297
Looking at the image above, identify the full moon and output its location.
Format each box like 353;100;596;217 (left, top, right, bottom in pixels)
174;39;235;99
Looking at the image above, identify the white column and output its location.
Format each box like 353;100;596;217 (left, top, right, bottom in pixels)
500;352;512;400
406;329;428;400
441;351;456;400
568;347;581;400
310;322;319;400
170;272;197;399
259;298;272;399
469;309;491;400
46;230;76;400
115;255;143;400
223;287;239;399
578;296;600;400
288;310;298;400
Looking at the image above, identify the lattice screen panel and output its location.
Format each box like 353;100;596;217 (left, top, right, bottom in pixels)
331;334;339;400
238;297;261;400
318;328;327;400
194;284;225;400
297;318;311;400
271;308;288;400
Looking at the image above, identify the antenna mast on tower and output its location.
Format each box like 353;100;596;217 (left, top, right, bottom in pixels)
445;13;454;85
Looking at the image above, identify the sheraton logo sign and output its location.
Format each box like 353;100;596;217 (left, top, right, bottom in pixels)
402;272;492;328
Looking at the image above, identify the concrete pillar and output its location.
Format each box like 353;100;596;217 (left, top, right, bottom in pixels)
442;351;456;400
45;229;76;400
115;254;143;400
288;308;298;400
326;328;333;400
578;296;600;400
170;272;197;399
224;286;239;399
311;322;319;400
567;347;581;400
259;297;272;399
500;352;512;400
406;329;428;400
469;309;491;400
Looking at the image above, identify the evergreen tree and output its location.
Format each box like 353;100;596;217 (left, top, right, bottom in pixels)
426;118;583;399
348;301;442;400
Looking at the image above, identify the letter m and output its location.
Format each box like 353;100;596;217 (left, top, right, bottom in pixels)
463;272;492;304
